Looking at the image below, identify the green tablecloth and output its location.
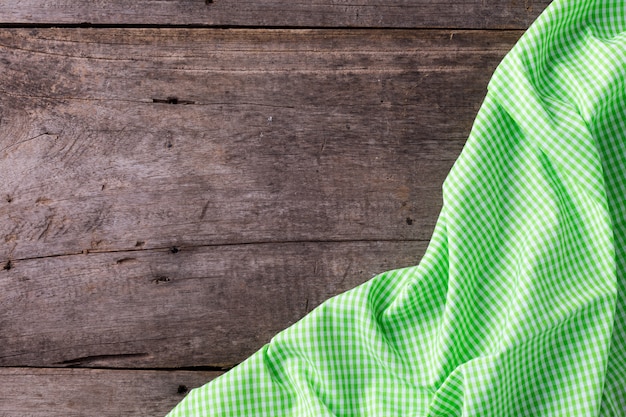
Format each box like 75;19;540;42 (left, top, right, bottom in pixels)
167;0;626;415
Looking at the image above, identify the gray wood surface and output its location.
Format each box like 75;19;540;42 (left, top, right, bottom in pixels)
0;240;427;368
0;4;536;416
0;1;549;29
0;29;519;262
0;367;220;417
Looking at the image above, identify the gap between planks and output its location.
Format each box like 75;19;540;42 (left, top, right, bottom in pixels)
2;238;430;265
0;23;530;31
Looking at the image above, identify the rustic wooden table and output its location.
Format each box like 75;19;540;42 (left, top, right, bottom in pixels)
0;1;548;415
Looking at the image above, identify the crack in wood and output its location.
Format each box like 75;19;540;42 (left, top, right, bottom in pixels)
56;352;150;367
115;257;137;264
199;200;210;220
339;260;352;286
0;132;55;155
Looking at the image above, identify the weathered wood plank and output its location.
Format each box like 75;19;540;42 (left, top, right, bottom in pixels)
0;1;549;29
0;367;219;417
0;29;518;260
0;241;427;368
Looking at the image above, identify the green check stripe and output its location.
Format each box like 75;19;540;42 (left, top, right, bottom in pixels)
167;0;626;415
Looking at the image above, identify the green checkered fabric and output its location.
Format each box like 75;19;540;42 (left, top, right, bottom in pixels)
167;0;626;415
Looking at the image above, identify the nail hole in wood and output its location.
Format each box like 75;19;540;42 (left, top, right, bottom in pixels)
153;276;170;284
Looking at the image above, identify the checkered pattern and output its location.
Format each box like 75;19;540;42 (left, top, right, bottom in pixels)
167;0;626;415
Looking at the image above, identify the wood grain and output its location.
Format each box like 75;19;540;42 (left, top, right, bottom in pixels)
0;28;519;261
0;241;427;368
0;1;550;29
0;367;220;417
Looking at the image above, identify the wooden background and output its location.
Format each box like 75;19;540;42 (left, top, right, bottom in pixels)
0;1;549;415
